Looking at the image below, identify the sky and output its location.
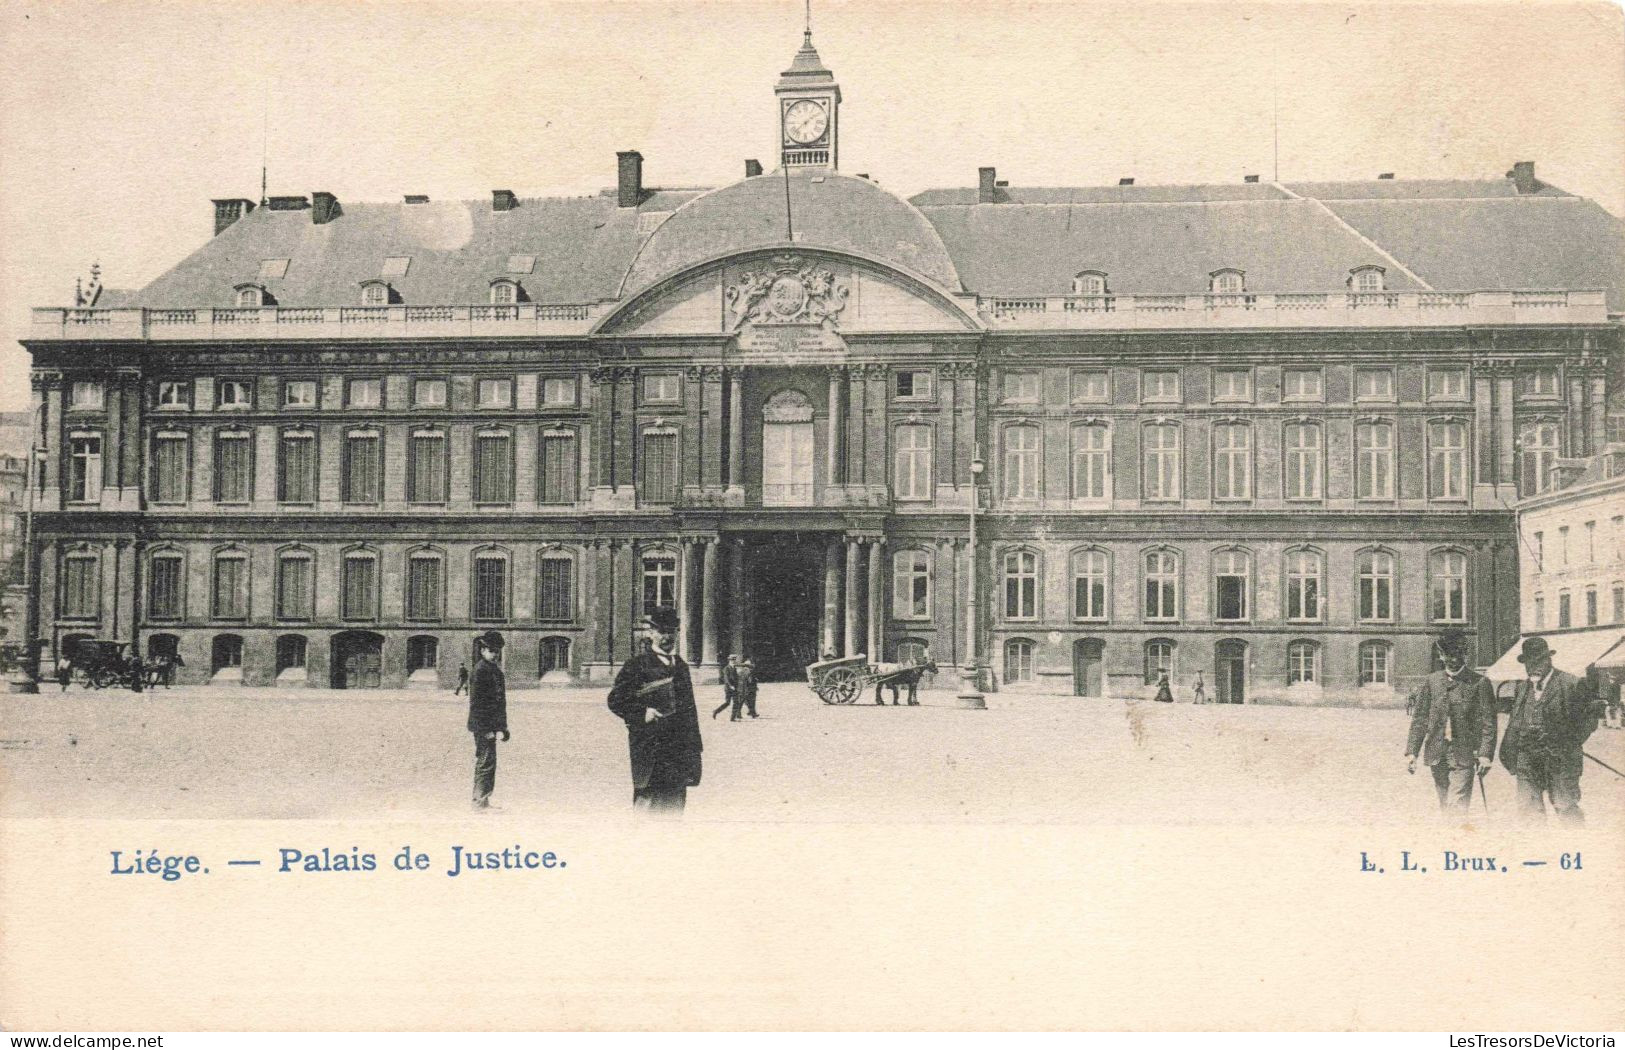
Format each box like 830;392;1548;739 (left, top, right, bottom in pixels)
0;0;1621;411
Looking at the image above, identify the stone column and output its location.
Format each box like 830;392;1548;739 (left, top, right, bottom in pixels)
701;368;726;491
104;377;124;495
614;368;636;490
1472;369;1495;485
938;538;958;666
1568;370;1589;456
107;539;124;640
1589;368;1609;457
589;367;615;489
114;538;137;645
864;365;889;490
940;363;958;491
676;537;692;662
867;536;885;661
846;371;866;487
822;539;841;656
701;538;719;673
613;539;634;663
844;536;861;656
825;367;844;488
119;370;142;502
728;369;745;489
682;368;705;490
728;539;745;659
583;539;604;676
1494;367;1516;487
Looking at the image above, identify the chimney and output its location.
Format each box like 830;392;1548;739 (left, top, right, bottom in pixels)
745;159;763;178
492;189;517;212
1508;160;1538;194
1243;174;1260;184
404;194;429;204
1118;178;1135;186
978;166;997;203
211;198;255;236
617;150;644;208
267;195;309;211
311;191;340;224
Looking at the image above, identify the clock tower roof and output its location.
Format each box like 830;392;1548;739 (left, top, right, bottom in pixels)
778;30;836;90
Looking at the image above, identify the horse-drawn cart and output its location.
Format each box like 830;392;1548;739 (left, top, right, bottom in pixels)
68;639;147;691
805;654;938;705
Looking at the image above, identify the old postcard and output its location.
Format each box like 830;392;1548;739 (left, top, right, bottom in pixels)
1;0;1621;1033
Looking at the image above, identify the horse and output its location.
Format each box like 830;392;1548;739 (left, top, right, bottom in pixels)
872;658;939;706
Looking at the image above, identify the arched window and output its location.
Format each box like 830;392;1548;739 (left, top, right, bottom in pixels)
405;548;445;622
1143;548;1180;621
641;550;678;615
1212;422;1252;501
1213;547;1251;621
233;285;266;308
275;635;308;675
1142;423;1181;500
1357;549;1396;622
147;549;185;620
1359;640;1392;686
1284;547;1323;622
1071;548;1109;620
407;636;439;674
1349;266;1386;292
1428;420;1469;500
1520;422;1561;495
471;548;509;621
359;281;391;306
340;547;378;621
1071;423;1109;500
761;391;814;506
1429;549;1468;622
1209;269;1245;295
893;549;932;619
211;634;243;674
894;424;934;502
539;637;572;675
1004;638;1035;684
1072;270;1109;296
537;550;576;622
1002;424;1041;500
60;547;100;618
212;547;249;620
1144;639;1175;685
490;279;520;305
275;546;314;621
1287;641;1320;685
1002;549;1038;620
1356;421;1395;499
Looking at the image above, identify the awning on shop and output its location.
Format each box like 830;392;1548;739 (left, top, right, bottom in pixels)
1484;628;1625;683
1593;639;1625;675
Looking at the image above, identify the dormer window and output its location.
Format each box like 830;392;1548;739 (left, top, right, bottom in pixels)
234;284;270;307
489;279;526;305
1072;270;1109;296
359;281;394;306
1349;266;1386;292
1209;269;1245;294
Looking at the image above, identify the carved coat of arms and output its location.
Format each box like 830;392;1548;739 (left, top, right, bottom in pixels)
725;255;850;331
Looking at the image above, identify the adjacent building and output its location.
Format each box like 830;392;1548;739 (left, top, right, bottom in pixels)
20;31;1625;701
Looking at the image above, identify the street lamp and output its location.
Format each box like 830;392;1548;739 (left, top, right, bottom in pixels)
957;443;987;709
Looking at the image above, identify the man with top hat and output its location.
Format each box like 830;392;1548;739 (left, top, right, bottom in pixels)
466;631;508;811
607;606;703;815
1405;628;1496;814
1501;636;1597;825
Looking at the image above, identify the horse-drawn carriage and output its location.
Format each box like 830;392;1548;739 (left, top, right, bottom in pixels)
805;654;938;706
66;639;152;690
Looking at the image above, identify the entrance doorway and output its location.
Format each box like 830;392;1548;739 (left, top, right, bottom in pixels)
331;631;384;689
739;532;826;681
1073;638;1104;697
1215;640;1247;704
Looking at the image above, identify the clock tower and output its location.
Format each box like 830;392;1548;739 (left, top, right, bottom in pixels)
776;23;840;171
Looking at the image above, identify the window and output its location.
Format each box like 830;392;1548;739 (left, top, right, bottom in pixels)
1072;549;1108;620
214;431;252;502
212;635;244;672
408;430;446;503
1002;550;1038;620
347;378;382;408
1558;591;1572;628
1558;527;1570;567
61;551;99;618
1287;641;1320;685
1285;549;1323;621
1520;423;1560;495
407;637;439;673
1071;424;1109;500
1356;368;1394;402
1534;595;1546;629
477;378;513;409
212;550;249;620
1428;421;1469;499
541;377;576;407
642;374;679;404
217;379;252;408
1071;369;1110;403
539;637;571;675
1350;267;1385;292
1523;368;1560;397
1142;370;1181;403
381;256;411;278
1212;423;1252;501
1003;639;1035;684
343;430;381;504
1428;368;1468;401
259;258;289;279
152;432;189;503
235;287;262;308
1585;521;1596;563
1283;422;1322;500
537;553;575;622
642;554;677;614
1358;550;1396;621
1209;270;1245;294
472;552;508;621
1613;584;1624;624
893;549;932;619
67;435;102;502
490;281;518;305
895;370;932;399
278;431;316;503
894;425;934;502
148;554;183;620
276;636;307;675
1534;531;1545;566
1214;549;1250;621
640;429;677;504
276;550;314;620
1585;587;1599;626
1359;641;1392;686
1429;550;1467;622
69;381;104;411
1142;423;1181;501
283;380;317;408
156;381;189;408
1144;640;1175;685
405;551;443;621
1282;368;1323;402
1144;549;1180;621
413;378;447;408
1356;422;1395;499
1213;369;1252;402
341;551;378;620
1002;425;1040;500
539;430;578;505
361;281;389;307
1072;271;1108;295
473;430;513;504
1003;371;1040;402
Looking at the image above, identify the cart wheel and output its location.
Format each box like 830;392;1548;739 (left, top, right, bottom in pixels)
91;667;116;689
825;667;861;704
815;685;838;705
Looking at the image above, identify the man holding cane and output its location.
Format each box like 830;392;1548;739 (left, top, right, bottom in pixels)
1405;629;1496;816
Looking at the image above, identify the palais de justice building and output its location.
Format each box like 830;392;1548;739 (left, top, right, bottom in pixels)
23;32;1625;700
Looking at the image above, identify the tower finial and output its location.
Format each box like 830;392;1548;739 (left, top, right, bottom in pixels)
804;0;811;43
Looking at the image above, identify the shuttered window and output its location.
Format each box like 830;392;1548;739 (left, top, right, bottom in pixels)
148;555;183;619
341;554;377;620
408;432;446;503
62;554;99;618
214;432;252;503
153;434;189;503
539;431;578;504
473;432;512;504
344;432;381;504
473;554;508;620
277;554;313;620
278;432;315;503
406;554;443;621
537;555;574;621
213;554;249;619
640;431;677;504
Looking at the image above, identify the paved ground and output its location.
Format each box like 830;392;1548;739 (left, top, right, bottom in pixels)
3;681;1622;825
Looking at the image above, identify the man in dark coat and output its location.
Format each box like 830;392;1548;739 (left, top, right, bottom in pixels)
1501;637;1597;825
466;631;509;811
607;607;703;815
1405;629;1496;814
713;653;741;720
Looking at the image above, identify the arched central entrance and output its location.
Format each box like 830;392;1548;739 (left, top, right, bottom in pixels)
331;630;384;689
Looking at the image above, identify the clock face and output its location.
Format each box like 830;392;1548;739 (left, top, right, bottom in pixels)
783;99;828;145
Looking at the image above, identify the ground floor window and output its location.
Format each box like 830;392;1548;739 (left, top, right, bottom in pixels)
539;636;571;674
276;635;307;674
1359;641;1391;686
1004;638;1034;683
1144;639;1175;684
1287;640;1319;685
212;634;243;673
407;636;439;673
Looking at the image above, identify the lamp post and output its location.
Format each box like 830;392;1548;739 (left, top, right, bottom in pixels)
957;444;987;709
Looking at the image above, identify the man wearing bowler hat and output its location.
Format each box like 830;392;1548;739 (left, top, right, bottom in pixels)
1501;636;1596;825
1405;629;1496;815
467;631;509;811
607;606;703;815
